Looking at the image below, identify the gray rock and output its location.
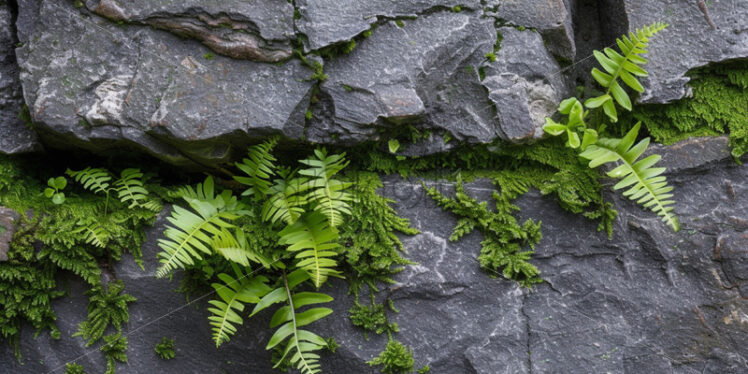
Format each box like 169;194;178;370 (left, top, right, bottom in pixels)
86;0;295;62
3;139;746;373
621;0;748;103
15;0;314;167
482;27;569;142
0;3;40;154
295;0;481;51
0;206;21;261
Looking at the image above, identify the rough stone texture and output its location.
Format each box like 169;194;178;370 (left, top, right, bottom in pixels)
2;139;746;373
16;0;314;167
623;0;748;103
86;0;295;62
0;206;21;262
482;27;569;142
295;0;481;51
0;3;39;154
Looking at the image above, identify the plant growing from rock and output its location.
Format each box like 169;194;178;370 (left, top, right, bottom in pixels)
154;337;175;360
543;22;679;231
155;141;353;373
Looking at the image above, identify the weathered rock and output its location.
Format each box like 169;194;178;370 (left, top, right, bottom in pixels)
621;0;748;103
0;3;39;154
482;27;569;142
85;0;295;62
295;0;481;51
3;139;746;373
15;0;314;167
0;207;21;261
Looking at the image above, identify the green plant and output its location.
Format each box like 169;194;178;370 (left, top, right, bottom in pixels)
64;363;86;374
73;280;136;346
154;337;175;360
367;338;415;374
100;332;128;374
44;176;67;205
66;167;160;215
542;22;679;231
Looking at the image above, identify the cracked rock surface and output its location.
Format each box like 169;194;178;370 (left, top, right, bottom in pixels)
3;138;745;373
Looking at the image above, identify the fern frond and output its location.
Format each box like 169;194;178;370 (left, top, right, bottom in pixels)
100;332;128;374
279;212;342;288
262;168;309;225
585;22;668;122
580;122;679;231
73;281;135;347
66;167;112;195
208;271;271;347
114;168;149;208
235;138;278;198
71;221;109;248
299;149;352;227
212;228;275;269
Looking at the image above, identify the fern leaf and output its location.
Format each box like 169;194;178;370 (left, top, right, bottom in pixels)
299;149;352;227
585;22;668;122
212;228;275;269
66;167;112;195
580;122;679;231
208;272;271;347
114;168;149;208
279;212;342;288
235;138;278;198
262;169;309;225
71;221;109;248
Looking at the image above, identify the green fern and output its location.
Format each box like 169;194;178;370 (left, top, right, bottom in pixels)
64;363;86;374
235;138;278;198
71;221;109;248
211;228;275;269
155;177;240;278
580;122;679;231
73;281;136;347
66;167;112;195
367;338;415;374
208;268;271;347
100;332;128;374
113;169;149;209
252;270;333;374
584;22;668;122
154;337;176;360
299;149;352;227
279;212;343;289
262;168;309;225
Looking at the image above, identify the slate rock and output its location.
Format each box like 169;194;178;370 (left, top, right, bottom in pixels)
15;0;314;167
621;0;748;103
85;0;295;62
0;206;21;262
295;0;481;51
0;3;39;154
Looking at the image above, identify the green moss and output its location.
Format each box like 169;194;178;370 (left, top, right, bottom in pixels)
203;53;214;60
621;61;748;158
154;337;176;360
100;333;128;374
350;301;399;339
395;20;405;28
368;339;415;374
64;363;86;374
73;280;136;347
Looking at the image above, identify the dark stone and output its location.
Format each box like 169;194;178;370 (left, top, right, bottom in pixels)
0;206;21;261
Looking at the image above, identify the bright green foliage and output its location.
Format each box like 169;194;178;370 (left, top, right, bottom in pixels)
71;221;109;248
114;169;153;210
44;176;67;204
417;365;431;373
154;337;176;360
100;332;128;374
208;269;270;347
64;363;86;374
340;172;417;294
580;123;679;231
235;138;278;198
425;177;542;287
280;212;343;288
349;301;399;339
299;149;353;227
252;270;333;374
66;167;111;195
584;22;668;122
622;61;748;158
262;168;309;225
367;339;415;374
155;177;241;277
73;280;136;347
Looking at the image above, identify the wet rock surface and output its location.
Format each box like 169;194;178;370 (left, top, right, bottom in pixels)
2;139;746;373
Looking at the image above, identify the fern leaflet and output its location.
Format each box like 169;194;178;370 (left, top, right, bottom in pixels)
71;221;109;248
279;212;342;288
235;138;278;198
299;149;352;227
580;122;679;231
66;167;112;195
208;268;271;347
212;228;276;269
114;168;149;208
262;168;309;225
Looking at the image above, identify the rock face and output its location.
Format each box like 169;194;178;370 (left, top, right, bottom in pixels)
3;138;746;373
0;3;39;154
622;0;748;103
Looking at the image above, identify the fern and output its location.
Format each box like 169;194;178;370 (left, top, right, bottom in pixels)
279;212;343;289
71;221;109;248
66;167;112;195
580;122;679;231
299;149;353;228
211;229;275;269
113;168;149;209
154;337;176;360
262;168;309;225
64;363;86;374
584;22;668;122
367;339;415;374
235;138;278;198
73;281;136;347
252;270;333;374
100;332;128;374
208;268;271;347
155;177;240;278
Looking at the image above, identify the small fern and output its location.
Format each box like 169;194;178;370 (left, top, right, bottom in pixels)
66;167;112;195
71;221;109;248
64;363;86;374
208;269;271;347
100;332;128;374
211;228;275;269
154;337;176;360
279;212;343;289
584;22;668;122
73;281;136;347
262;168;309;225
235;138;278;198
113;169;149;209
299;149;352;228
580;122;679;230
